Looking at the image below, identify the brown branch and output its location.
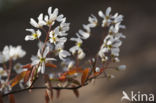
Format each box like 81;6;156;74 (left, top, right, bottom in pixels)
2;66;104;97
6;59;13;82
2;83;88;97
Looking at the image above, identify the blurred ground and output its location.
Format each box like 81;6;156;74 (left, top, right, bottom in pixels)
0;0;156;103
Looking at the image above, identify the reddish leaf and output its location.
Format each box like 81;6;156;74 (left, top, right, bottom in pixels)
8;94;15;103
45;90;49;103
45;63;57;68
24;70;31;83
0;94;3;103
22;64;32;69
63;67;83;76
58;75;66;82
11;71;26;87
72;89;79;98
81;68;90;85
66;69;77;75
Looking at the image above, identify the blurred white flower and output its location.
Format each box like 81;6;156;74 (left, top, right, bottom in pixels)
13;63;27;74
95;67;100;72
0;80;12;94
25;29;41;41
0;45;26;62
117;65;126;71
0;52;9;63
49;73;54;80
0;67;7;79
9;46;26;61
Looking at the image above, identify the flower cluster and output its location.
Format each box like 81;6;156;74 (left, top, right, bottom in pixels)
0;6;126;102
0;45;26;93
0;45;26;63
98;7;126;62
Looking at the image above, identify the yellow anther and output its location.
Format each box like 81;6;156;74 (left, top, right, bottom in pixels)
40;57;45;62
77;42;82;47
33;34;38;39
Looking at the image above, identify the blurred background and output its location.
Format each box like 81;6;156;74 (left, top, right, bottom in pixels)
0;0;156;103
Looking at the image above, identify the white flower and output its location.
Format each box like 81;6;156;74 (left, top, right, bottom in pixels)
95;67;100;72
49;30;67;45
113;57;120;62
112;13;124;24
0;67;7;79
82;24;91;32
38;41;54;51
0;52;9;63
111;47;120;56
31;47;56;74
9;46;26;60
0;46;10;63
0;45;26;61
0;80;12;94
25;29;41;41
58;49;71;61
77;29;90;39
88;15;98;28
98;48;108;61
77;48;85;59
108;74;115;79
13;63;27;74
49;31;59;44
70;37;85;59
70;37;83;54
56;14;65;22
117;65;126;71
98;7;112;27
49;73;54;80
30;13;46;28
45;7;65;25
55;20;70;36
48;7;58;21
62;60;74;71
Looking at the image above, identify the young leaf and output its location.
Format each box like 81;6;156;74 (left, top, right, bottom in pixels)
8;94;15;103
45;63;57;68
58;75;66;82
24;70;31;83
81;68;90;85
22;64;32;69
11;71;26;87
